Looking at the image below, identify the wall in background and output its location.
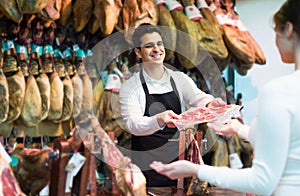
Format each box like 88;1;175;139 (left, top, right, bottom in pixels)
232;0;293;124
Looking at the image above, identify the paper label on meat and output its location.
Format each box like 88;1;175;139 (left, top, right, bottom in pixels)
165;0;183;11
185;5;203;21
236;19;248;32
65;153;86;176
172;104;242;130
216;14;237;27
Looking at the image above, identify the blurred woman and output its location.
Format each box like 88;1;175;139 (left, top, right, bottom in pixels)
150;0;300;195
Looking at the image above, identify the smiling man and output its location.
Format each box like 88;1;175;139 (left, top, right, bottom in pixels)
119;24;225;187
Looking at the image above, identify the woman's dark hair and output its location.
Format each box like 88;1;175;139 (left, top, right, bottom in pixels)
132;23;162;47
273;0;300;36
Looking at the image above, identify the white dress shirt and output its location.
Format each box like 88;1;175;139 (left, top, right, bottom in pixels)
119;67;214;136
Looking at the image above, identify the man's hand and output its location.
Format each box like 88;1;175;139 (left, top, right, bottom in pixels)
156;110;181;128
206;97;226;108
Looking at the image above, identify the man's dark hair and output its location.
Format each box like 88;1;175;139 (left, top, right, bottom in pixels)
132;23;162;47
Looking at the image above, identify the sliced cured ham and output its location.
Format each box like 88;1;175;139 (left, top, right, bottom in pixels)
72;73;83;119
47;72;64;121
19;74;43;127
0;68;9;123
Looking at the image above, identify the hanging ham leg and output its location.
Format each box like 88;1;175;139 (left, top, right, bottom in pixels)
122;0;158;45
36;73;51;121
185;128;209;195
0;68;9;123
19;74;43;127
72;73;83;119
5;70;26;123
77;73;93;121
157;2;177;61
47;72;64;121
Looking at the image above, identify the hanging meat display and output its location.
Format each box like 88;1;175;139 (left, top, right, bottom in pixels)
18;0;49;14
122;0;158;45
73;48;94;121
97;0;123;36
156;1;177;61
196;0;228;60
14;23;43;127
0;0;22;23
80;116;147;196
222;0;266;65
0;0;265;194
169;1;199;69
58;0;72;26
0;65;9;124
37;0;62;27
213;2;255;65
72;72;84;119
38;22;64;122
72;0;93;32
30;19;51;121
53;49;74;122
18;74;43;127
1;26;26;124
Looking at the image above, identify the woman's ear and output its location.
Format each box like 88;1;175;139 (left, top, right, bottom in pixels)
134;48;142;59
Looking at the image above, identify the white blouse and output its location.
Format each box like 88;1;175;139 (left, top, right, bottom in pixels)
197;70;300;196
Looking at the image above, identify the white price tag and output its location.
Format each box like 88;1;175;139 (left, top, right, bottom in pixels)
0;143;11;164
65;153;86;176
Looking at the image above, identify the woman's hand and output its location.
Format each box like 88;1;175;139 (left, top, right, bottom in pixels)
150;160;200;179
156;110;181;128
208;119;243;135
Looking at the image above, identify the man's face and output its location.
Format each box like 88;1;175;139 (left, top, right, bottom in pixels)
134;32;165;64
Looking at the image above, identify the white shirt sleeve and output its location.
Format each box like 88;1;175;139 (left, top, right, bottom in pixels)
197;81;291;195
174;72;214;108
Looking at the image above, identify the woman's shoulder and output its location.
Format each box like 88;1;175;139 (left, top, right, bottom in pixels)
262;71;299;94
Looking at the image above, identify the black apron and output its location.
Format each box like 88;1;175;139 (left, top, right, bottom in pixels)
131;71;182;187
